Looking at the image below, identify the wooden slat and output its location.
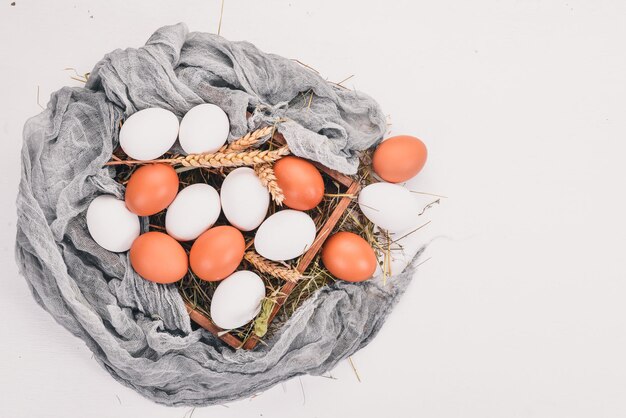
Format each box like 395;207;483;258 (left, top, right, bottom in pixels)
184;301;243;348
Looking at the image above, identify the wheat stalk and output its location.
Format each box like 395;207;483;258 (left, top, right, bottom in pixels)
254;163;285;205
219;125;275;152
176;146;289;168
244;251;301;283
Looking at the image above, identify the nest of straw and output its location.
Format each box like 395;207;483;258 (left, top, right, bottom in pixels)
112;129;387;345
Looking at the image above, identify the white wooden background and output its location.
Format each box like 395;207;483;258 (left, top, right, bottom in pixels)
2;1;626;417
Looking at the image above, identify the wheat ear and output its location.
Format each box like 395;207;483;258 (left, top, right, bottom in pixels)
244;251;301;283
254;163;285;205
219;125;275;152
176;146;289;168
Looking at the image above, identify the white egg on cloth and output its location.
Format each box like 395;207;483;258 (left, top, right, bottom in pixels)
86;195;140;252
178;104;230;154
370;189;435;279
119;108;180;161
165;183;221;241
254;210;316;261
358;182;420;233
220;167;269;231
210;270;266;330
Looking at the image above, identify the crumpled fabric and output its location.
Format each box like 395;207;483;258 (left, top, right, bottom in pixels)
15;23;418;406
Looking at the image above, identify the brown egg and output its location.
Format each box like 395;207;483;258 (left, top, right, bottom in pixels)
372;135;428;183
321;232;377;282
190;226;245;281
125;164;179;216
130;232;188;284
273;156;325;210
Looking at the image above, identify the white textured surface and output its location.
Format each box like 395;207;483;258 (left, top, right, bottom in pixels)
1;0;626;417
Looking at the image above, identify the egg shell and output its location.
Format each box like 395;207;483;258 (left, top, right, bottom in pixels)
210;270;266;330
273;156;325;210
190;226;245;282
124;164;179;216
179;104;230;154
358;182;418;233
372;135;428;183
220;167;269;231
254;210;316;261
166;183;221;241
86;195;140;252
119;108;180;161
322;232;377;282
129;232;188;284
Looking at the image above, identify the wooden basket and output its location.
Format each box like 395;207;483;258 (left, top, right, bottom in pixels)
184;141;360;350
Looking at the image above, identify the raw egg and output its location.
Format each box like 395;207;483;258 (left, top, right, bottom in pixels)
210;271;266;330
254;210;316;261
124;164;179;216
190;226;245;282
321;232;377;282
372;135;427;183
273;156;324;210
220;168;269;231
179;104;230;154
119;108;179;161
358;182;418;233
129;231;188;284
86;195;140;252
165;184;221;241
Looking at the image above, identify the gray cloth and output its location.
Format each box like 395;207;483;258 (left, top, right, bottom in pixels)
15;23;418;406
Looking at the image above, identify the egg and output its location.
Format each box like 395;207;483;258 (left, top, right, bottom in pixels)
190;226;245;281
220;167;269;231
124;164;179;216
372;135;428;183
165;183;221;241
273;156;325;210
119;108;180;161
210;270;265;330
254;210;316;261
129;231;188;284
321;232;377;282
178;103;230;154
86;195;140;252
358;183;418;233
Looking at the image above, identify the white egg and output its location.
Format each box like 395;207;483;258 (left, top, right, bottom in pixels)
210;270;266;330
254;210;316;261
220;167;269;231
119;108;179;160
179;104;230;154
358;182;418;233
165;184;221;241
86;195;140;252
